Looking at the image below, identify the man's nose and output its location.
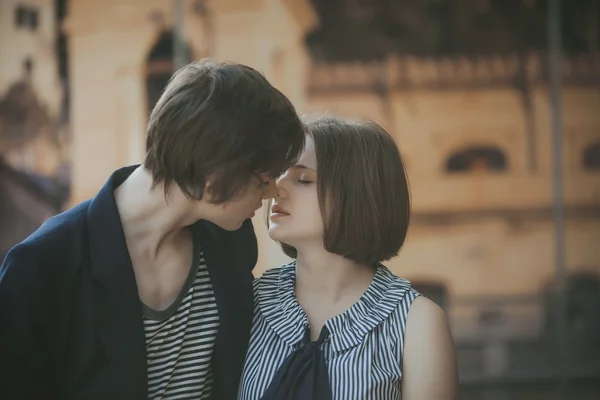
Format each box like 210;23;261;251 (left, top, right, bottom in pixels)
261;180;278;200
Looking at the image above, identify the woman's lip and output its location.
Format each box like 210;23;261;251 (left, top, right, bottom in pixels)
271;204;289;214
269;212;289;218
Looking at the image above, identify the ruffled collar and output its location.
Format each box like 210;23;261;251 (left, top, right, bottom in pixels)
256;262;412;353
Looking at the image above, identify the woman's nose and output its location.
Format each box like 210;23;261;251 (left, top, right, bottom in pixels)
275;177;288;199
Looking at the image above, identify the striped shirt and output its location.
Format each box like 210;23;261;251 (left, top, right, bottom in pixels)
238;262;420;400
143;238;219;400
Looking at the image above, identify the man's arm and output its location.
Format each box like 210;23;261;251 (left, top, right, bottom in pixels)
0;245;54;399
401;296;459;399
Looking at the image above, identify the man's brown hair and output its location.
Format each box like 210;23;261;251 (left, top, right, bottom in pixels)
279;115;411;265
145;59;305;203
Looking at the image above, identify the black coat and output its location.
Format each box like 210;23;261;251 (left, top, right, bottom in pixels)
0;166;257;399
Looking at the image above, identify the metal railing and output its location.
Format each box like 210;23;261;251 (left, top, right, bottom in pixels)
307;52;600;94
446;291;600;399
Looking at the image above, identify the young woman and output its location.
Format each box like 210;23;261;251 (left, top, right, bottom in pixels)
238;115;458;400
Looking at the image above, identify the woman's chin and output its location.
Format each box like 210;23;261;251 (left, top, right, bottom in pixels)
268;226;296;245
268;226;285;242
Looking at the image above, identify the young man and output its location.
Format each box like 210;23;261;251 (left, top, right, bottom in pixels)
0;60;305;399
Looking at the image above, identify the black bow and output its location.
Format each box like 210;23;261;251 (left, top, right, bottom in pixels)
260;326;332;400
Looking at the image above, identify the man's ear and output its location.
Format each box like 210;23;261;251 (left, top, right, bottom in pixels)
203;177;215;201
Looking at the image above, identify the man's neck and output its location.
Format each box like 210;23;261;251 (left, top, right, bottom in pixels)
114;166;196;261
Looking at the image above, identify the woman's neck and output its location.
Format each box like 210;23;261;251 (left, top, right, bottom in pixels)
293;246;375;340
295;247;375;304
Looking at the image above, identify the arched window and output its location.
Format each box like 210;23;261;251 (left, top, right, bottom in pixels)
23;57;33;77
145;30;175;117
445;146;507;173
145;30;192;116
583;141;600;170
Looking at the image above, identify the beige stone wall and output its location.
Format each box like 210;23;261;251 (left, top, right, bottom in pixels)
396;218;600;295
64;0;163;204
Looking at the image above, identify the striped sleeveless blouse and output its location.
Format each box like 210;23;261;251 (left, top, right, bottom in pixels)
238;262;420;400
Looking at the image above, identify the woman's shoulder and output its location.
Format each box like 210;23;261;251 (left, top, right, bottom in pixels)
375;264;422;303
327;265;419;343
401;296;458;397
371;265;425;334
383;266;450;347
252;261;295;289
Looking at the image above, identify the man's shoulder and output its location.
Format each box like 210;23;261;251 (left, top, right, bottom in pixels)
1;200;92;286
27;200;90;245
8;200;91;261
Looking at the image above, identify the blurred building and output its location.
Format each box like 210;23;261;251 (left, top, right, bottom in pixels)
0;0;69;259
319;52;600;397
0;156;64;261
310;52;600;330
0;0;63;117
2;0;600;396
0;0;67;174
304;2;600;394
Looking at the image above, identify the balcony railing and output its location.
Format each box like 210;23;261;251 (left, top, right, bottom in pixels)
446;291;600;399
308;52;600;94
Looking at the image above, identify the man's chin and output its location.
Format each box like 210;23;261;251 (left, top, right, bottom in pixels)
213;219;245;231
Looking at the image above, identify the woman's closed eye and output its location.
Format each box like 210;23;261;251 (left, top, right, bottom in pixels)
297;174;314;185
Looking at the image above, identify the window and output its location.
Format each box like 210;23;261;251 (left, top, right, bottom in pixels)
15;6;27;26
445;146;507;173
14;5;39;30
145;30;175;116
29;8;38;29
583;141;600;170
23;57;34;76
